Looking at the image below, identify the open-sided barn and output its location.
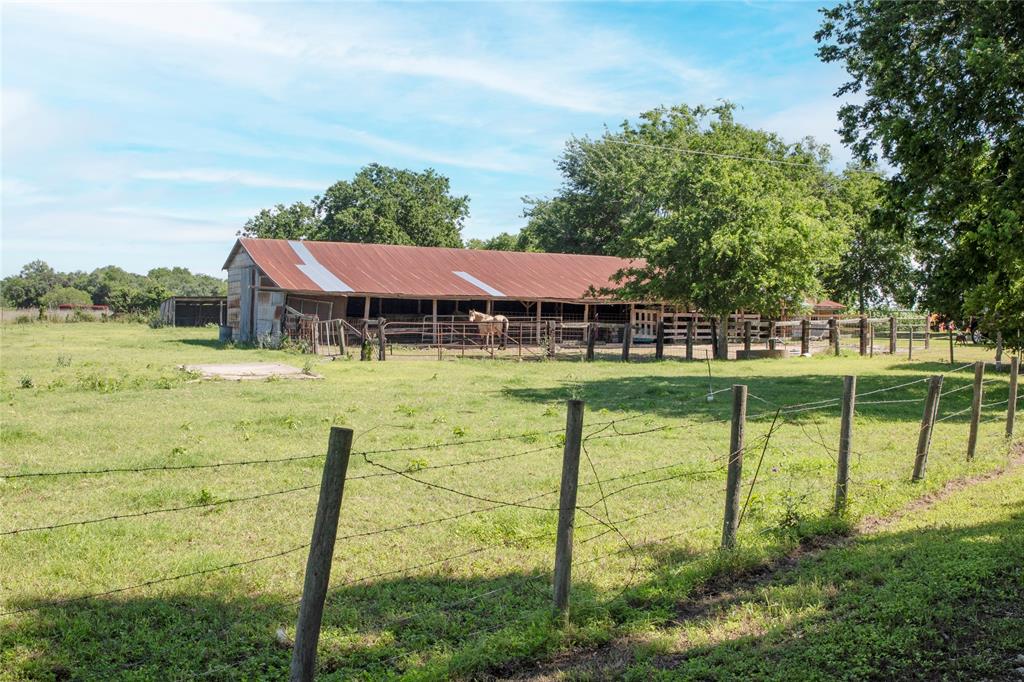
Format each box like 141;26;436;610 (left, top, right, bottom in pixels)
222;238;846;348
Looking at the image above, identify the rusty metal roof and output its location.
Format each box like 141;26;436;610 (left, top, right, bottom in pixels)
226;238;643;301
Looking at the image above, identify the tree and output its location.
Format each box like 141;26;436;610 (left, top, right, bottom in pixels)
146;267;226;296
1;260;61;308
465;232;525;251
40;287;92;309
241;164;469;248
822;168;917;313
529;103;846;358
817;0;1024;346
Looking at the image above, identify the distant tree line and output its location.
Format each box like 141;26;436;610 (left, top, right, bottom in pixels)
0;261;226;313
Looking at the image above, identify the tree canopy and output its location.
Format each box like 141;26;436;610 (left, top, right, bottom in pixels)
522;103;849;354
817;0;1024;343
241;164;469;248
1;262;224;313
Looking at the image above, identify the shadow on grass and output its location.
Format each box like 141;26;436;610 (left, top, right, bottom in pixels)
166;338;228;349
500;372;985;423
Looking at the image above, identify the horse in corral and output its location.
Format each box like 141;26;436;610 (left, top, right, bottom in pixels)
468;310;509;350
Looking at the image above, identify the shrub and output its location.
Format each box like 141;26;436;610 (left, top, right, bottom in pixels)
19;376;33;389
147;313;165;329
56;354;72;367
69;308;95;323
40;287;92;309
14;315;33;325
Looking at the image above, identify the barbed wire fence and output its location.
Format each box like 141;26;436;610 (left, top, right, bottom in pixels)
1;357;1019;680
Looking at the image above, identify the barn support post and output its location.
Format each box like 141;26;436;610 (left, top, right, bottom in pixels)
686;318;695;361
583;304;590;323
912;375;944;481
967;361;985;460
363;296;371;321
655;320;665;360
835;376;856;513
800;318;810;356
552;399;584;622
377;317;387;361
290;427;352;682
536;301;543;347
721;384;746;549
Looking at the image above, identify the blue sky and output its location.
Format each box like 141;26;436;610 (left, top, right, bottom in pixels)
1;1;850;277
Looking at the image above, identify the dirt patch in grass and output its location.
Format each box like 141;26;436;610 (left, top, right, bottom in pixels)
181;362;321;380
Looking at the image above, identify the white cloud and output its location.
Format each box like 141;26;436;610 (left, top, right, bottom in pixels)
134;169;326;191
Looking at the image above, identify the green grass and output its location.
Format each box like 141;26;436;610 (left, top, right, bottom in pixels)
618;464;1024;681
0;322;1018;680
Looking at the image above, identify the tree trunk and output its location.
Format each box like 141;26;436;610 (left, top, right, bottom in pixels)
718;313;730;360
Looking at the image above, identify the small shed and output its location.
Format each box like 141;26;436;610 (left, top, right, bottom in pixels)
160;296;227;327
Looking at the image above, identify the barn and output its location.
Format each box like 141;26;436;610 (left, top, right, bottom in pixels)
222;238;648;344
221;238;843;351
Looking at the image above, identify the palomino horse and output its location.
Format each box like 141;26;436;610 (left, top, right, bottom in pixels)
468;310;509;350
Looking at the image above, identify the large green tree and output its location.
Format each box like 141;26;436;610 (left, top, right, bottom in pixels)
817;0;1024;345
241;164;469;248
822;168;917;313
526;103;846;358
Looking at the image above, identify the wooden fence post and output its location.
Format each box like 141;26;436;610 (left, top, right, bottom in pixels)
290;427;353;682
859;315;867;356
686;319;695;361
869;322;875;357
621;322;632;362
744;320;752;353
948;326;955;365
912;375;943;481
924;313;931;349
800;319;810;356
585;322;596;362
377;318;387;361
721;385;747;549
967;361;984;460
908;324;914;360
547;320;557;359
553;399;584;621
835;375;856;513
768;320;777;351
995;332;1003;371
1007;356;1019;440
889;316;897;355
830;317;839;356
360;321;371;361
655;320;665;360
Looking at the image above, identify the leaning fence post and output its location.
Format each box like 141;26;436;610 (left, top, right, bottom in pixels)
800;318;810;356
721;384;747;549
290;427;353;682
830;317;839;356
655;320;665;360
889;316;897;355
859;315;867;356
835;375;856;513
967;361;985;460
621;322;632;362
553;399;584;621
377;318;387;361
1007;356;1019;439
686;318;695;361
912;375;943;481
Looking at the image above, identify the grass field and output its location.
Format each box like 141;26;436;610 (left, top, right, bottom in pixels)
0;322;1019;680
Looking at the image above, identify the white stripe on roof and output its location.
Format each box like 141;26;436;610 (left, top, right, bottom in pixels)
289;240;353;292
452;271;505;297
